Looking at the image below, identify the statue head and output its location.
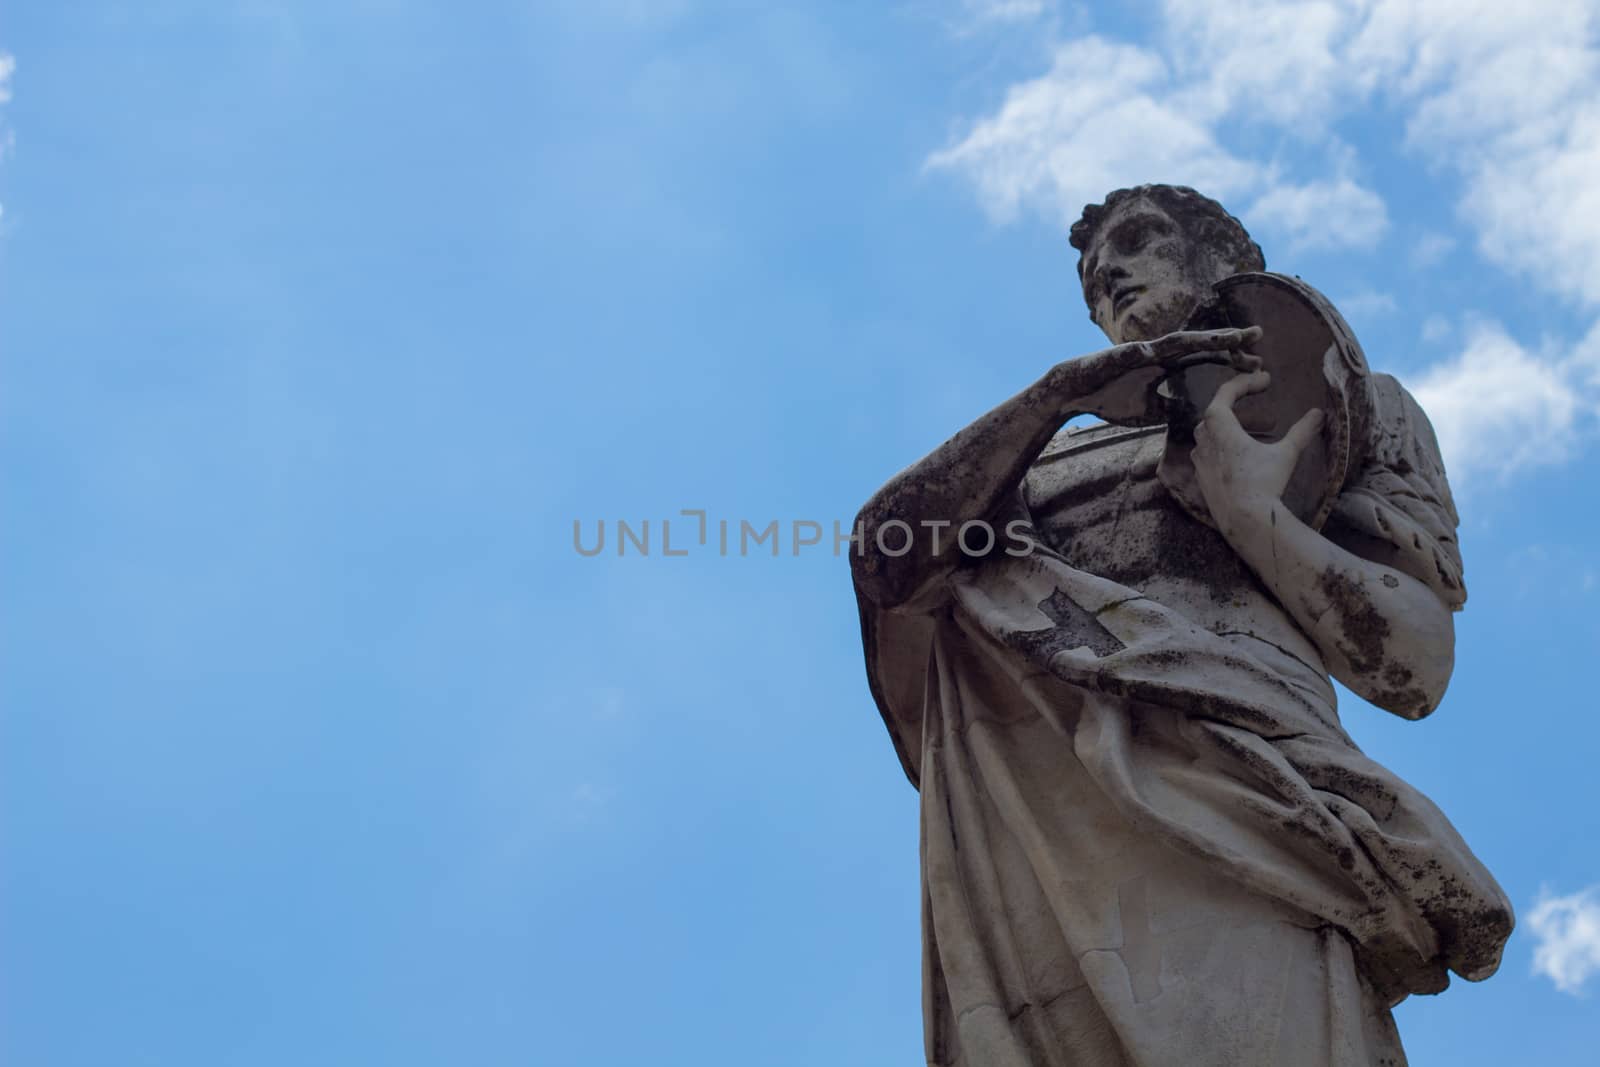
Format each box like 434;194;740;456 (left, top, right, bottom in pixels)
1070;185;1265;344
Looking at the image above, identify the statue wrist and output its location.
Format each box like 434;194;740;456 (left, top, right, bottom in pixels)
1212;492;1281;542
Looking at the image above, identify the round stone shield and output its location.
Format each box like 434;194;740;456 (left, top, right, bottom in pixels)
1157;272;1373;531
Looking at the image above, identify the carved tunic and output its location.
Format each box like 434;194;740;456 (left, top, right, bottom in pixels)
1024;422;1335;714
856;375;1511;1067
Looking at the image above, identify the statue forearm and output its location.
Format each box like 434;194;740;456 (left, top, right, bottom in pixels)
854;328;1266;610
1217;498;1456;719
851;363;1072;609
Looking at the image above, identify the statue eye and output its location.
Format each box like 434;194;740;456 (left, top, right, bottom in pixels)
1111;215;1173;256
1114;220;1153;253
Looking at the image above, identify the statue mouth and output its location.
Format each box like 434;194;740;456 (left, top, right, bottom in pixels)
1113;285;1145;316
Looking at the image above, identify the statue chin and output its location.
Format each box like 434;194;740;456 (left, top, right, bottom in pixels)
1105;286;1207;345
1111;316;1159;344
1116;304;1189;344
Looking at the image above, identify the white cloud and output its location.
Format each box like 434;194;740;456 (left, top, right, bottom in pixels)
1460;118;1600;307
557;0;696;27
925;37;1258;228
1412;231;1456;268
962;0;1053;23
1157;0;1600;302
924;16;1379;246
1247;177;1389;251
930;0;1600;488
0;53;13;222
1159;0;1354;129
1349;1;1600;305
1421;314;1451;344
932;1;1600;300
1335;289;1397;321
1171;0;1600;292
1572;319;1600;388
1411;321;1593;481
1529;885;1600;995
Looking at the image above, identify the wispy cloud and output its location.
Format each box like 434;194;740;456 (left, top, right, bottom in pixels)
962;0;1054;23
924;37;1257;227
0;52;14;222
1248;177;1389;251
931;0;1600;295
924;11;1391;249
1412;231;1456;268
1349;0;1600;306
557;0;696;27
928;1;1600;485
1530;885;1600;995
1335;289;1398;321
1158;0;1354;129
1411;320;1597;481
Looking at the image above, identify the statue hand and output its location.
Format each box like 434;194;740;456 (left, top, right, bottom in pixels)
1061;326;1263;425
1191;370;1325;533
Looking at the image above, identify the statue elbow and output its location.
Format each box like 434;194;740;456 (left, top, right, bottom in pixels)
849;497;958;614
849;499;908;609
1380;687;1441;721
1369;645;1455;721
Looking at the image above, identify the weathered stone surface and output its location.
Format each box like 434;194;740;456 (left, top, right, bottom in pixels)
851;184;1511;1066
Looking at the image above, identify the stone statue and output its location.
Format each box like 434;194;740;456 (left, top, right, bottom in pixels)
850;185;1512;1066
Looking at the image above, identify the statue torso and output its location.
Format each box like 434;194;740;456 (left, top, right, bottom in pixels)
1023;422;1332;700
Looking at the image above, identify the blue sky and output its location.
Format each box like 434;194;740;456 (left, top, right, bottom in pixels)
2;2;1598;1064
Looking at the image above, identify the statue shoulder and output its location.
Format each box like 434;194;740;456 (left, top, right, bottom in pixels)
1362;373;1457;517
1330;371;1467;608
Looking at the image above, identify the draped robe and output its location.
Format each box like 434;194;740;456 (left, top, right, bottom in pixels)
856;374;1512;1067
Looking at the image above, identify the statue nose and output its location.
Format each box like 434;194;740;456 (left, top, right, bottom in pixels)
1096;263;1129;295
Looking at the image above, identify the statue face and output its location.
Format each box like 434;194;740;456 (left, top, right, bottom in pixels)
1079;197;1224;344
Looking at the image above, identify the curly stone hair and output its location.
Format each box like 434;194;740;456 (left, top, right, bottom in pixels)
1068;184;1265;283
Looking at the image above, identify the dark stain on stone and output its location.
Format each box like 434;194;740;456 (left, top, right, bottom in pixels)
1006;587;1127;664
1318;566;1389;676
1376;686;1433;718
1037;588;1126;657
